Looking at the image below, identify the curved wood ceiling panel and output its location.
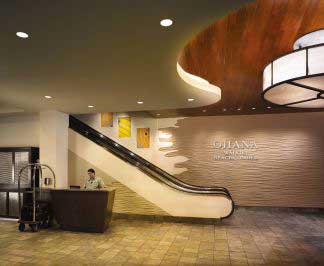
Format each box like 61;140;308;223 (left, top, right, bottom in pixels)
163;0;324;117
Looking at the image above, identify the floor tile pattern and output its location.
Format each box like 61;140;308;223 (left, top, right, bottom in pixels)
0;208;323;265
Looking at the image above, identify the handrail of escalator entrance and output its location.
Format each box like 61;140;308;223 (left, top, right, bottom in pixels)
69;116;233;199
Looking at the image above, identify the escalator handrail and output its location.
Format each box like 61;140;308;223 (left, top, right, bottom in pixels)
69;116;233;200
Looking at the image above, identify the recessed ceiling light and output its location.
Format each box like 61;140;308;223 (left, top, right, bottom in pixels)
160;19;173;27
267;106;271;109
88;105;94;108
44;95;52;99
137;101;144;104
251;107;256;110
202;109;207;113
16;32;29;39
187;98;194;102
223;108;227;112
237;108;241;111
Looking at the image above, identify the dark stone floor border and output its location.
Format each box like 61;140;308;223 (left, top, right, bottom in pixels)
112;206;324;224
238;206;324;214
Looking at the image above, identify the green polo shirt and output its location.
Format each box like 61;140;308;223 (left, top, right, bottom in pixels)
85;177;105;189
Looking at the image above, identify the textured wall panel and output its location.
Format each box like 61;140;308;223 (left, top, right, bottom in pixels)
111;181;169;216
159;112;324;208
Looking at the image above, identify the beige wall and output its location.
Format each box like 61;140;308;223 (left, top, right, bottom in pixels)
160;112;324;208
76;113;189;175
3;111;323;210
0;115;39;147
69;129;233;218
76;113;158;161
72;112;324;209
68;150;169;216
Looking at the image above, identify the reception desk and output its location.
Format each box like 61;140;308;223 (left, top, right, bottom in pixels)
50;188;115;233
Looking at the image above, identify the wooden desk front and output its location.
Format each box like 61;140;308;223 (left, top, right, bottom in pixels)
50;188;115;233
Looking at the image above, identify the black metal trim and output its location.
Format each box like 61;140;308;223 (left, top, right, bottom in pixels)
263;73;324;95
306;48;309;75
269;42;324;63
11;152;15;184
283;97;318;107
287;81;323;93
271;61;273;86
69;116;235;219
294;28;324;49
0;147;37;152
262;72;324;108
262;43;324;108
5;192;9;217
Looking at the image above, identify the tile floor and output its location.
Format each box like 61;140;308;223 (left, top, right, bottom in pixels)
0;208;324;265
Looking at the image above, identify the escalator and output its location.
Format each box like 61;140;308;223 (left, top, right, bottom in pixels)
69;115;235;219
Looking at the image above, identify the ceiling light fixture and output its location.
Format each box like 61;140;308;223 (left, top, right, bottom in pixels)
160;19;173;27
223;108;227;112
88;105;94;108
16;32;29;39
251;107;256;110
44;95;52;99
187;98;194;102
202;109;207;112
237;108;241;111
263;29;324;108
137;101;144;104
267;106;271;109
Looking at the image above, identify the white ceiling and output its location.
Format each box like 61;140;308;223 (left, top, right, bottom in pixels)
0;0;252;115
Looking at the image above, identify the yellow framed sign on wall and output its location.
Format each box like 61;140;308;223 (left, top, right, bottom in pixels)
118;117;131;138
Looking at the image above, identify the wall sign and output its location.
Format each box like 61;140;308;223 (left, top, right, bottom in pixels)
101;113;113;127
118;117;131;138
213;140;258;161
137;128;150;148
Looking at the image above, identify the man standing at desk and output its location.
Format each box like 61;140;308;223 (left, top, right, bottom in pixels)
84;168;105;189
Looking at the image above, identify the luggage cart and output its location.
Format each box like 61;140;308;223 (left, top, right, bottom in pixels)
17;163;56;232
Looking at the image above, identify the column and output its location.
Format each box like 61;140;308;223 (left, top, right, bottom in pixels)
39;110;69;188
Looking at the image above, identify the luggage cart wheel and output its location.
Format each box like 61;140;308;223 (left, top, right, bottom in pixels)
29;224;38;232
18;223;25;232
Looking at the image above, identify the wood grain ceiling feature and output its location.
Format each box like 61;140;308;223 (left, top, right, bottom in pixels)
153;0;324;117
